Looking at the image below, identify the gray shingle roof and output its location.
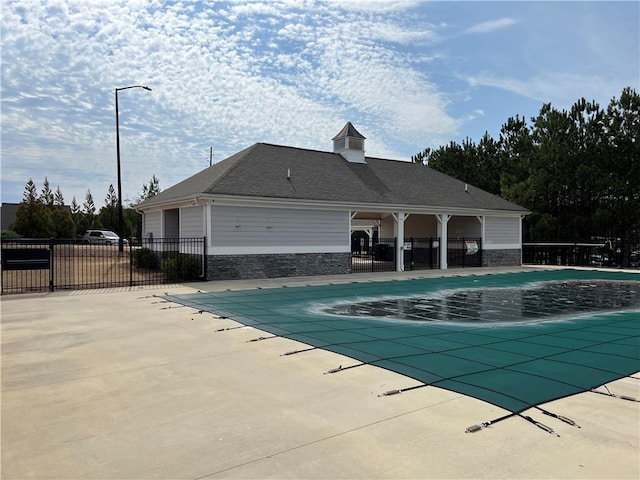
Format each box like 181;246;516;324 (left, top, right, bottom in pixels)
138;143;528;213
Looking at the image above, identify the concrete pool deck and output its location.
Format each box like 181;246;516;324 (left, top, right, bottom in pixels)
2;266;639;479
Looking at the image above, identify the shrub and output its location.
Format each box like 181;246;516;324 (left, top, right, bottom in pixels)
160;253;201;281
133;248;159;269
1;230;22;239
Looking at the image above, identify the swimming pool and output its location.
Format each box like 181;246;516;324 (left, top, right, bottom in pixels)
318;280;640;324
165;269;640;415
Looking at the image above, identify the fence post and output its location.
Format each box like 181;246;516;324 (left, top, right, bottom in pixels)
49;239;55;292
462;238;466;268
202;236;207;280
410;237;414;271
129;240;133;287
429;237;433;269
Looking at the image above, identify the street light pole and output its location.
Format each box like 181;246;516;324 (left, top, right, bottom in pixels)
115;85;151;252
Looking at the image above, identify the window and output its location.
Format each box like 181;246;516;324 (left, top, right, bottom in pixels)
349;138;363;151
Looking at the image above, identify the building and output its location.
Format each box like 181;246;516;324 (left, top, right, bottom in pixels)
1;203;21;231
137;123;529;279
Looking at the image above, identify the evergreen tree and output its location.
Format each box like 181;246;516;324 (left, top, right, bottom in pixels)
11;179;54;237
23;179;38;204
83;190;96;216
70;196;81;215
98;184;119;231
51;206;75;238
10;203;54;238
602;87;640;264
413;86;639;250
54;186;65;206
411;148;432;165
124;207;142;239
105;184;118;207
40;177;54;206
70;196;83;237
134;175;161;204
82;189;98;229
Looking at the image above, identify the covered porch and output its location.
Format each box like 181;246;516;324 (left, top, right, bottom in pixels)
349;210;488;273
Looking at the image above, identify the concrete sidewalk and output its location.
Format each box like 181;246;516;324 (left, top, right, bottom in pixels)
2;269;639;479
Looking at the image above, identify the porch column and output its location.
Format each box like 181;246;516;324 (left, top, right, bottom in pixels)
392;212;407;272
436;214;450;269
476;215;485;246
520;214;526;264
476;215;485;267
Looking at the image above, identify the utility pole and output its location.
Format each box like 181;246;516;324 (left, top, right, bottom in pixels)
209;147;214;167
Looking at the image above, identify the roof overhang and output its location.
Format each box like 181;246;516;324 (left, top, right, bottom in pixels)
137;193;530;218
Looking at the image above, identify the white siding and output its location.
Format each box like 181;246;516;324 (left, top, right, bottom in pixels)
484;216;521;249
211;205;349;254
181;206;203;237
144;211;162;238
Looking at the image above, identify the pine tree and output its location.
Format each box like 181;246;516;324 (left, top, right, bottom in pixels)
70;196;83;237
70;196;81;215
54;186;65;206
12;179;54;237
40;177;54;206
83;190;96;216
81;189;97;230
99;184;119;231
134;175;161;204
23;179;38;204
105;184;118;208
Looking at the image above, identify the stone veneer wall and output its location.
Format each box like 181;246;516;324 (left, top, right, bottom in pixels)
482;249;522;267
207;252;351;280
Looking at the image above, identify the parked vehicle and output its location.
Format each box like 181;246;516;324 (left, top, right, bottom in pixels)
82;230;128;245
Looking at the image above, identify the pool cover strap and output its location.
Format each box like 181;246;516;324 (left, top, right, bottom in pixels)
163;269;640;417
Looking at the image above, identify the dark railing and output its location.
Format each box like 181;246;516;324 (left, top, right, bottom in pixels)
404;237;439;270
523;242;639;269
447;238;482;267
1;237;206;294
351;237;396;273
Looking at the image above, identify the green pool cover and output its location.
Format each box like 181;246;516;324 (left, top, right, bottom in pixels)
165;269;640;414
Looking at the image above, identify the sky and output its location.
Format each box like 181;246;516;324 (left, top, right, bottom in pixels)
1;0;638;207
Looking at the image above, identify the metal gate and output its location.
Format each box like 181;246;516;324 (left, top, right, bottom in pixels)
1;237;206;294
351;237;396;273
404;237;440;270
447;237;482;267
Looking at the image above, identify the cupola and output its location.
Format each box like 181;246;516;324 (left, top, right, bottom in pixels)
332;122;366;163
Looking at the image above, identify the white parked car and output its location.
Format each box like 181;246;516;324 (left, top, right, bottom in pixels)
82;230;128;245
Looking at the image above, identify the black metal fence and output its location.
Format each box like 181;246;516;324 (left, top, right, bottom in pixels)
523;242;639;268
1;237;206;294
404;237;440;270
447;238;482;267
351;237;397;273
351;237;445;273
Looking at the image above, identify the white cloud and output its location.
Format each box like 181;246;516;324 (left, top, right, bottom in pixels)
326;0;421;14
463;17;518;35
2;1;635;205
465;72;622;107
